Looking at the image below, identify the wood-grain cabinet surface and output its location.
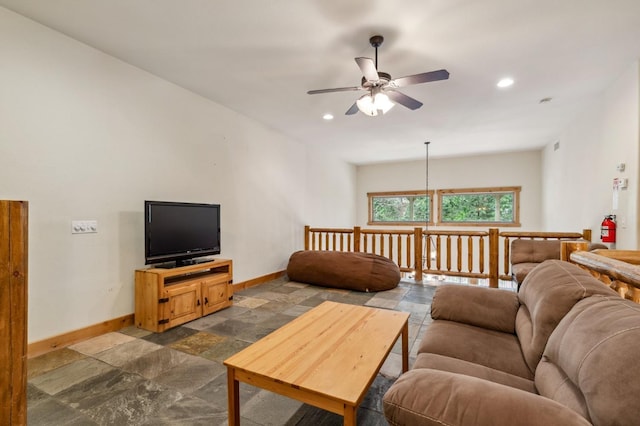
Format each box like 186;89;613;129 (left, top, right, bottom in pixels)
135;259;233;332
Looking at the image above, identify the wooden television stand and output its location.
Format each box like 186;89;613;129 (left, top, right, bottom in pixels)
135;259;233;332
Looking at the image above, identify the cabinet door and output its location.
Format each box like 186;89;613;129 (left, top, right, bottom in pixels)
202;275;232;316
164;282;202;330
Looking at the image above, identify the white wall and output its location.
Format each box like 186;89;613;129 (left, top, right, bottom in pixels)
356;150;542;230
0;8;355;342
542;61;639;248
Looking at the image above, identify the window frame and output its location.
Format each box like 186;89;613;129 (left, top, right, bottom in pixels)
367;190;434;226
436;186;521;227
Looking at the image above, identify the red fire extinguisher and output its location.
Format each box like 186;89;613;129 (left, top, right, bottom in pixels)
601;215;616;243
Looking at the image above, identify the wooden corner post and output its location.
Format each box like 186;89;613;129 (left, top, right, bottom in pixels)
488;228;499;288
304;225;310;250
0;200;28;426
414;227;423;282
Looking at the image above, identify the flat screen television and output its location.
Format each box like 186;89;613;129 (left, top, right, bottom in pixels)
145;201;221;267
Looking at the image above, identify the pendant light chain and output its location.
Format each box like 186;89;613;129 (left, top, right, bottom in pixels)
424;142;431;274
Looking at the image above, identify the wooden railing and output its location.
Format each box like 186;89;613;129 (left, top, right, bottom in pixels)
570;249;640;304
304;226;591;287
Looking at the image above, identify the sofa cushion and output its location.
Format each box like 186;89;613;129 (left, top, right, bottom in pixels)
413;353;536;393
511;239;561;264
285;250;400;292
537;295;640;426
515;260;618;373
383;368;592;426
431;284;519;334
417;320;533;379
511;262;539;284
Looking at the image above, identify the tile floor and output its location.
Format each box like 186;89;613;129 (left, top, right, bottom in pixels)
27;277;441;425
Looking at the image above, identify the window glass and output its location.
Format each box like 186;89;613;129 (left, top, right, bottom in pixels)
438;187;520;225
368;191;433;225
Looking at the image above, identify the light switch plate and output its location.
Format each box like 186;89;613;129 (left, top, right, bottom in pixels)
71;220;98;234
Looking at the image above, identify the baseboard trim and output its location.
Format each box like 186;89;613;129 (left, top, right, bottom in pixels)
27;270;286;358
232;270;286;292
28;314;134;358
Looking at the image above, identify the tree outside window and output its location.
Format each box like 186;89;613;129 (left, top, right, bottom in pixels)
438;187;520;226
368;190;433;225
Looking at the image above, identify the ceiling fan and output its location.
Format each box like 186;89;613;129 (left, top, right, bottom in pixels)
307;35;450;117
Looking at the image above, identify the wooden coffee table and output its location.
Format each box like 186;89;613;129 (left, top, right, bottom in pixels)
224;300;410;425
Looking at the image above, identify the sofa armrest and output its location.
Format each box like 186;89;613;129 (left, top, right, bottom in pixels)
431;285;519;333
383;369;591;426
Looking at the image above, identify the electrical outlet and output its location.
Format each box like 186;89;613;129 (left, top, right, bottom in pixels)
71;220;98;234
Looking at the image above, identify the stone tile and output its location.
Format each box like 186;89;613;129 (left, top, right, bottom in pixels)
233;308;277;324
142;326;198;346
365;296;399;310
253;299;293;313
200;338;252;363
204;318;251;339
283;281;308;289
361;374;396;412
68;332;135;356
258;312;295;330
27;397;98;425
82;379;183;425
282;304;313;317
56;369;146;410
169;331;227;355
297;293;333;307
379;352;403;379
183;314;228;331
119;325;153;338
94;339;163;367
207;305;250;319
193;373;261;409
234;296;270;308
28;347;86;379
253;290;309;305
241;389;304;425
265;284;301;294
121;347;194;380
286;404;343;425
154;356;226;394
30;358;114;395
26;383;50;408
142;395;228;425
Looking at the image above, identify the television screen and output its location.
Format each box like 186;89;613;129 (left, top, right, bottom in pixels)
145;201;220;266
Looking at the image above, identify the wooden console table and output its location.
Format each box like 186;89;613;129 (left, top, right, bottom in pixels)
135;259;233;332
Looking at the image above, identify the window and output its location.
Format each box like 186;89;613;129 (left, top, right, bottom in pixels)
437;186;520;226
368;190;434;225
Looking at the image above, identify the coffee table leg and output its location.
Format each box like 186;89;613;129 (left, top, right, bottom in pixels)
402;321;409;373
344;404;357;426
227;367;240;425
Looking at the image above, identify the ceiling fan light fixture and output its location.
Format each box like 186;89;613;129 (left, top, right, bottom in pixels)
356;91;395;116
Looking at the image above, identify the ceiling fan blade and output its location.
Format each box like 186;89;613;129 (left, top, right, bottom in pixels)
390;69;450;88
355;57;379;83
345;102;359;115
386;90;423;110
307;86;363;95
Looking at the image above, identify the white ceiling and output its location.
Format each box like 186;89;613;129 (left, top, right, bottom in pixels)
3;0;640;164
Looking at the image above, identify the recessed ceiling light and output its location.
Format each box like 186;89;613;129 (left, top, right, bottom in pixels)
497;78;514;88
322;113;334;120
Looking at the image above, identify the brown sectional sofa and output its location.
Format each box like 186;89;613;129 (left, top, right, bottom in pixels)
510;239;608;285
383;260;640;426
